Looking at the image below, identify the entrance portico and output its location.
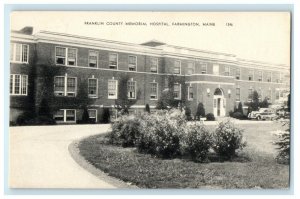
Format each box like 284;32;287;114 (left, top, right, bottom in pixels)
213;88;226;117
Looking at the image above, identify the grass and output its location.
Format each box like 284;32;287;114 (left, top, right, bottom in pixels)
78;122;289;189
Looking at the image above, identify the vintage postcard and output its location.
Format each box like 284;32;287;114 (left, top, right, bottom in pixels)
9;11;291;189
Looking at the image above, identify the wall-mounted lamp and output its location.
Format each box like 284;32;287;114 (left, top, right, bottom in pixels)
207;88;210;97
228;89;231;98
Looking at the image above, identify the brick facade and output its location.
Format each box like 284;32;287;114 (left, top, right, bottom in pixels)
9;27;290;123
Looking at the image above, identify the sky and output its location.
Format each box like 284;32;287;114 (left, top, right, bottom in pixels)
11;11;291;66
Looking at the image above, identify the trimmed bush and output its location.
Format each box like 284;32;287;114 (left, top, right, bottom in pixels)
137;110;187;158
274;131;290;164
196;103;205;119
185;123;213;162
145;104;150;113
212;120;246;159
231;112;244;120
185;106;193;121
109;115;141;147
206;113;215;121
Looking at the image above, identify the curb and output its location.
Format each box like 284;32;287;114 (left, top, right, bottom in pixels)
68;140;139;189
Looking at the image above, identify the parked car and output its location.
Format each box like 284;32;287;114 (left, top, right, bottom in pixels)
248;108;276;120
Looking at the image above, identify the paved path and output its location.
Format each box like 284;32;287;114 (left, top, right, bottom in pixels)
9;124;120;188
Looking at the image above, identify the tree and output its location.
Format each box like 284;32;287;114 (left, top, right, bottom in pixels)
115;74;139;115
81;107;90;124
38;98;51;117
156;75;187;110
196;102;205;119
237;102;243;115
245;90;260;114
145;104;150;113
185;106;192;121
259;97;270;108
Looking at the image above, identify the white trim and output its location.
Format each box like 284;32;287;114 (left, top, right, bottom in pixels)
54;75;77;97
127;80;137;99
150;57;159;73
109;52;118;69
174;60;181;74
128;55;137;72
10;74;28;96
186;81;235;86
55;46;78;66
10;43;29;64
131;105;156;109
174;83;181;100
235;79;284;85
188;86;194;101
88;78;98;98
88;50;99;68
108;79;118;99
187;61;195;75
54;109;76;123
200;63;207;74
150;82;158;100
88;109;97;122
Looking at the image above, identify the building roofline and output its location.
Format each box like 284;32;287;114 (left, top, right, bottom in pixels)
10;27;290;69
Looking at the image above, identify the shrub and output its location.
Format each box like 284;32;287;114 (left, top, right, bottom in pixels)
185;123;213;162
145;104;150;113
81;107;90;124
231;112;244;120
196;103;205;119
137;110;187;158
102;108;111;123
16;111;36;125
212;120;246;159
16;112;56;126
237;102;244;115
274;131;290;164
185;106;193;121
206;113;215;121
109;115;141;147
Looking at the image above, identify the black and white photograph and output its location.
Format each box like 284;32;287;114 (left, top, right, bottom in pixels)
8;11;291;189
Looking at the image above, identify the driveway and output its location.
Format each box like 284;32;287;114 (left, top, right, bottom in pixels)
9;124;120;188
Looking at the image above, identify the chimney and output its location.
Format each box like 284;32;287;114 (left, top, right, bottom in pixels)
20;26;33;35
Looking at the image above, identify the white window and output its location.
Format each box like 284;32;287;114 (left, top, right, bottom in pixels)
248;88;253;101
10;74;28;95
267;89;272;101
258;71;263;82
128;55;137;71
213;64;219;75
174;83;181;99
127;81;136;99
201;63;207;74
54;75;77;97
54;109;76;123
266;72;272;82
88;109;97;122
235;68;241;80
10;43;29;63
89;50;98;68
150;58;158;73
236;87;240;101
108;79;118;99
187;62;195;75
248;70;254;81
88;78;98;98
258;88;263;101
224;66;230;76
174;60;181;74
188;86;194;100
109;53;118;69
55;47;77;66
150;82;158;100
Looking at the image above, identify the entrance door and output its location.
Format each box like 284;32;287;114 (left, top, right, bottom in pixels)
213;88;226;117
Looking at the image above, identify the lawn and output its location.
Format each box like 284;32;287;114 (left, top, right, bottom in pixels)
78;122;289;189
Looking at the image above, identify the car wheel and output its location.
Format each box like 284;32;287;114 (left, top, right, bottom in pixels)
257;116;261;120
